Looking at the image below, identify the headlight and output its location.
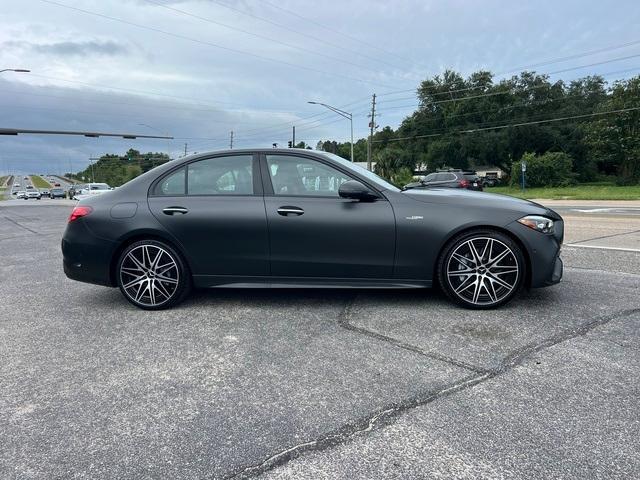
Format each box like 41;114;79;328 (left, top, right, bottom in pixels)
517;215;555;234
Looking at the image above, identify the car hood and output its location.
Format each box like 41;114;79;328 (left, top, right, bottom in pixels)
402;188;561;219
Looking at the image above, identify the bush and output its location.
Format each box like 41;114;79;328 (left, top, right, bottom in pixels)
510;152;577;188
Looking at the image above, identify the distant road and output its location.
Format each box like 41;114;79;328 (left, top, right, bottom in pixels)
53;175;78;186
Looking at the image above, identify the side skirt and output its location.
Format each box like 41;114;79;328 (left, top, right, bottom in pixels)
193;275;431;289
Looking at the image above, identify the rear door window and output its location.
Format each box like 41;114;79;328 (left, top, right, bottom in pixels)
187;155;253;195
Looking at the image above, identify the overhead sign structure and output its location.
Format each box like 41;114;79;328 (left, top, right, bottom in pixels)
0;128;173;140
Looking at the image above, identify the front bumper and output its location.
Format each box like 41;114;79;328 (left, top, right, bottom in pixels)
544;255;563;286
507;218;564;288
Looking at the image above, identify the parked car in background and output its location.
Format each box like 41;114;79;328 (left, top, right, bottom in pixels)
483;172;500;187
405;170;484;191
49;188;66;199
25;190;42;200
41;189;50;197
54;183;61;187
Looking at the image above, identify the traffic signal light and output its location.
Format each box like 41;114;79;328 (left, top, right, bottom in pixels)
287;141;292;148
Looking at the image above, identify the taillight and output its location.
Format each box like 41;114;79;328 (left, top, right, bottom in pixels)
68;206;93;223
459;179;470;188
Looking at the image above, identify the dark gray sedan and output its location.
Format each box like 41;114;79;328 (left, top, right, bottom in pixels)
406;170;484;191
62;149;563;310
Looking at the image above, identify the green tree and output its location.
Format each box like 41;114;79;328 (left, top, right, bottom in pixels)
585;77;640;184
509;152;576;187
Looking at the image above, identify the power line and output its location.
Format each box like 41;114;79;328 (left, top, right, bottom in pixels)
235;97;373;136
237;105;373;139
377;39;640;97
375;64;640;112
142;0;384;75
260;0;414;65
496;39;640;75
546;53;640;75
205;0;408;71
38;0;396;89
374;107;640;143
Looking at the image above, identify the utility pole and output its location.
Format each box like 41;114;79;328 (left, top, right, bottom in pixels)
292;126;296;147
229;130;234;149
367;93;377;171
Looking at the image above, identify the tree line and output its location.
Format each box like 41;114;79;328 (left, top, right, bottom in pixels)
67;149;170;186
317;70;640;187
66;70;639;189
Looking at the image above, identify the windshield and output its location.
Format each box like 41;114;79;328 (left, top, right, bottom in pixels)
319;152;400;192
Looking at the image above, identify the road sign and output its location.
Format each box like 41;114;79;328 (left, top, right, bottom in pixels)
521;162;527;172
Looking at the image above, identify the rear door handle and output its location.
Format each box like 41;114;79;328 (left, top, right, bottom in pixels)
277;206;304;216
162;206;188;215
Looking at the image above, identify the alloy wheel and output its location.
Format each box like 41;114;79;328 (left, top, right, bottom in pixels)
446;237;519;306
119;244;179;307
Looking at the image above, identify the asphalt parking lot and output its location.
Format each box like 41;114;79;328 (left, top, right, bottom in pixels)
1;202;639;479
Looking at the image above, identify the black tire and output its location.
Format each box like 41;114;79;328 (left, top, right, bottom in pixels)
116;239;191;310
437;229;526;309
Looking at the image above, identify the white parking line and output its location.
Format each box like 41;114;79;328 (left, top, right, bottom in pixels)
564;244;640;253
572;208;616;213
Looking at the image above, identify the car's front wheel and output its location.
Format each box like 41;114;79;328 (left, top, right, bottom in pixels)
437;230;525;309
117;240;191;310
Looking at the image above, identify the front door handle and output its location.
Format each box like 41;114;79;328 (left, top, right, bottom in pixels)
277;206;304;216
162;206;188;215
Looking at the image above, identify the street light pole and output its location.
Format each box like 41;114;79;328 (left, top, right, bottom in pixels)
0;68;30;74
307;101;354;162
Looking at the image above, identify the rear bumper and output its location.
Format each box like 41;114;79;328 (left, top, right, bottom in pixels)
62;220;116;287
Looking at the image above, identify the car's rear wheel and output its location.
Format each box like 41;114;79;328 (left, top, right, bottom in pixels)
437;230;525;309
117;240;191;310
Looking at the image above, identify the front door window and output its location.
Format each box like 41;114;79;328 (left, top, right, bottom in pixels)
266;155;351;197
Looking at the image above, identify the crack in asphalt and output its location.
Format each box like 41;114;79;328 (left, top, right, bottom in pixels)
337;296;487;374
2;215;40;234
224;301;640;480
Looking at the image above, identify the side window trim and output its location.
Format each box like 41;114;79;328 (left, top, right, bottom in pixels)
258;153;274;195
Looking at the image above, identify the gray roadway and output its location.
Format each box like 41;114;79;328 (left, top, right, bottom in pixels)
0;204;638;479
5;174;76;203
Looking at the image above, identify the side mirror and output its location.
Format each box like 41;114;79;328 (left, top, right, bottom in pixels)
338;180;378;201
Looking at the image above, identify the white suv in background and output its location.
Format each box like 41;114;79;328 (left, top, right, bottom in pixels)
74;183;112;200
25;190;42;200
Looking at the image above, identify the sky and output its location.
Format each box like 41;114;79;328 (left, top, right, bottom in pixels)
1;0;640;174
